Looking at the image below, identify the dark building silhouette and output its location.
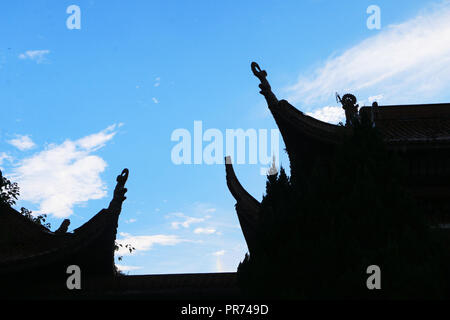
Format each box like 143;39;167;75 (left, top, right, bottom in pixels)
0;169;129;296
0;169;238;299
226;62;450;254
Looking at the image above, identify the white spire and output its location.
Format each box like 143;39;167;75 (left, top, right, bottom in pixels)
268;155;278;176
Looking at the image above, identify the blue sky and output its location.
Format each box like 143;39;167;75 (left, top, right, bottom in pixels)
1;0;450;274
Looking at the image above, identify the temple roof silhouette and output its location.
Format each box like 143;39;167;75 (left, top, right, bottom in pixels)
225;62;450;254
1;62;449;299
1;168;240;299
0;169;129;288
362;103;450;144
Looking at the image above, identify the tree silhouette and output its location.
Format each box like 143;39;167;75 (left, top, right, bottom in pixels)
20;207;51;230
0;169;19;206
1;169;51;229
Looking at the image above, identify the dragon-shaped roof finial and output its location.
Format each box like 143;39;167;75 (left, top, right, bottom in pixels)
108;168;129;211
251;62;278;107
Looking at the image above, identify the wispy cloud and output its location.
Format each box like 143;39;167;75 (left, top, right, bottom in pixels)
306;106;344;124
77;124;119;150
286;2;450;109
116;232;189;256
10;124;120;218
18;50;50;64
212;250;225;256
152;97;159;104
192;202;217;215
8;135;36;151
115;264;143;272
0;152;13;166
367;94;384;103
194;227;216;235
170;212;205;229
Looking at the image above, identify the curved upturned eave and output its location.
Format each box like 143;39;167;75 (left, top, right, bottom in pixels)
0;169;129;276
269;99;348;146
225;157;261;253
225;157;261;216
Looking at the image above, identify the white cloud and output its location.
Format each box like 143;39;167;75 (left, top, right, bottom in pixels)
115;264;143;272
18;50;50;63
0;152;13;165
8;135;36;151
10;124;120;218
368;94;384;103
286;2;450;108
306;106;345;124
77;124;117;150
152;97;159;104
191;202;217;215
194;227;216;235
116;232;188;255
125;218;137;224
212;250;225;256
170;212;205;229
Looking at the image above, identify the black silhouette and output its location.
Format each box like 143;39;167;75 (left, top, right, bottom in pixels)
336;93;359;126
227;62;450;299
0;169;129;298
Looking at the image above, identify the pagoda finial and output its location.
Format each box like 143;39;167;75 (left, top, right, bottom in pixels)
251;62;278;107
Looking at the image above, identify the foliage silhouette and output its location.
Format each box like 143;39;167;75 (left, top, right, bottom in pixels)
0;169;19;206
20;207;51;230
1;169;51;229
114;242;136;276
